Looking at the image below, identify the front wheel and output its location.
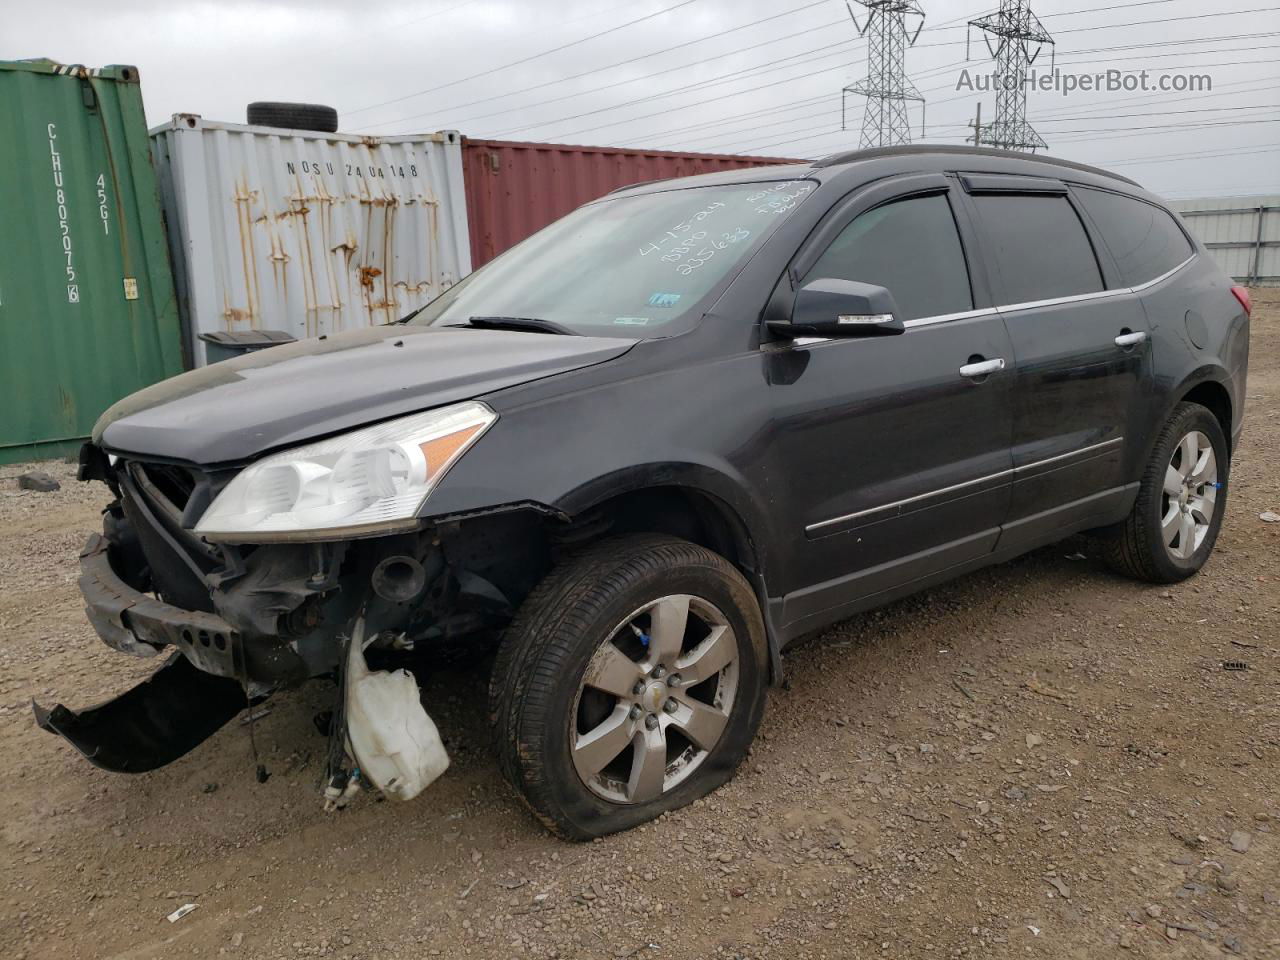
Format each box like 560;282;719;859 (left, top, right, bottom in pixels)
1100;401;1229;583
488;535;768;839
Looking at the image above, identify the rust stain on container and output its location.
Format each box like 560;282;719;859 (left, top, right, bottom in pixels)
461;139;803;268
151;118;470;365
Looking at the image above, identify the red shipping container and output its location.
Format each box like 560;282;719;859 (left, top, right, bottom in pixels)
462;139;803;268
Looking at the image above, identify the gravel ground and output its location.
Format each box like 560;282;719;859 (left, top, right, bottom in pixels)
2;291;1277;960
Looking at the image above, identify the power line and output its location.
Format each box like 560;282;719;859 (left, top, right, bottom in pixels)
620;63;1279;158
499;49;857;141
644;94;839;148
345;0;705;118
742;108;1280;156
397;19;855;132
602;40;1278;153
351;0;842;129
455;0;1172;133
363;1;994;134
1105;142;1280;167
909;5;1280;49
360;0;1274;142
512;20;1280;144
636;43;1280;152
554;61;866;142
488;39;856;139
686;84;1279;155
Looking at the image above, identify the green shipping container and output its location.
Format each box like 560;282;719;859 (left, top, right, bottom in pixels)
0;59;183;464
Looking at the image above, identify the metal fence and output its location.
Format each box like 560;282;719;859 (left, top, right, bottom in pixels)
1167;196;1280;287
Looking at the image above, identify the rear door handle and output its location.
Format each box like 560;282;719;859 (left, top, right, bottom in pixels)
959;358;1006;379
1115;331;1148;348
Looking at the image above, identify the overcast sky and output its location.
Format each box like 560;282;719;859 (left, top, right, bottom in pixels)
5;0;1279;198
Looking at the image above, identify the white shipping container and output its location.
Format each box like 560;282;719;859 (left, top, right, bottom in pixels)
150;115;471;366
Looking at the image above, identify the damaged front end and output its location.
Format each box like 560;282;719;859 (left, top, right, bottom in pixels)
36;441;539;787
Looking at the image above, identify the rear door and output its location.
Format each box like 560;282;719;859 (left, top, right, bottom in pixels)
957;175;1153;550
767;174;1015;633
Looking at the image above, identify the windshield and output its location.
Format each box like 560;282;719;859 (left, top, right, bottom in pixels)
412;179;816;337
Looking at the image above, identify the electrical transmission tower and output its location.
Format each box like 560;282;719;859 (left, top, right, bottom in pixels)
842;1;926;149
968;0;1055;152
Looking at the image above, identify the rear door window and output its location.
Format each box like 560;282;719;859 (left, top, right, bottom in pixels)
1074;187;1194;287
970;194;1104;304
806;192;973;321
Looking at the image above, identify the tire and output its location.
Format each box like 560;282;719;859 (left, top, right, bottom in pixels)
1100;402;1229;583
488;535;768;840
246;101;338;133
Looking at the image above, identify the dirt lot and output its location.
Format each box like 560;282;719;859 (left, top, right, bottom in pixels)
2;292;1277;960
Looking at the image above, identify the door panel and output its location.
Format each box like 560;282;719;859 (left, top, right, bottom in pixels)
960;183;1154;546
1002;294;1150;516
769;316;1014;627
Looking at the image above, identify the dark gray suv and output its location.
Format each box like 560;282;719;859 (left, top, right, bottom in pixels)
40;145;1250;839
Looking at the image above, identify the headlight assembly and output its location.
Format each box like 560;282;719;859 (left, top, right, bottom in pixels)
194;401;496;542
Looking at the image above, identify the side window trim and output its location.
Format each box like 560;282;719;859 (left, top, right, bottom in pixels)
1069;183;1199;289
1128;252;1198;292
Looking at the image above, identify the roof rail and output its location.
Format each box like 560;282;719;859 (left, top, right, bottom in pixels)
811;144;1140;187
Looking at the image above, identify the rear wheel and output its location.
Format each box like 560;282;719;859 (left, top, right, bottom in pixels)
1101;402;1228;583
488;535;767;839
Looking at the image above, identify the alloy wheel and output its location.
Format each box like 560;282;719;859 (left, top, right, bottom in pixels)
1162;429;1218;561
569;594;739;804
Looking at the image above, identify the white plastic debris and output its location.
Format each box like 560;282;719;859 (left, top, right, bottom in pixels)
1260;511;1280;523
344;637;449;801
323;774;362;812
167;903;198;923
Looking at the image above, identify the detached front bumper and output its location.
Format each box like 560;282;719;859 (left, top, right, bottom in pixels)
33;655;249;773
32;532;307;773
33;533;265;773
78;531;307;683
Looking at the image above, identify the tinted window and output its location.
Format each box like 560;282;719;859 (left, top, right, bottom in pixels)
971;194;1104;304
807;193;973;320
1075;187;1194;287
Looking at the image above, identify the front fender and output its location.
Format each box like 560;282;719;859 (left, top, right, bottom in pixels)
554;461;774;559
420;343;779;564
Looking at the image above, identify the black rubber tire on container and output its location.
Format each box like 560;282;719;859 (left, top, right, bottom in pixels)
488;535;768;840
246;101;338;133
1099;402;1229;583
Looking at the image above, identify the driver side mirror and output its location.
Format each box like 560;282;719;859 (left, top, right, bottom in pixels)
767;278;905;339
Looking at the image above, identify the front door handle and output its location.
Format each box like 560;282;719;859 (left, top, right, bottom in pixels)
959;357;1006;379
1115;331;1148;348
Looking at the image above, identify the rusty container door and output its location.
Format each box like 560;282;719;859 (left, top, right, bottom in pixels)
0;59;184;464
151;116;471;366
462;139;802;268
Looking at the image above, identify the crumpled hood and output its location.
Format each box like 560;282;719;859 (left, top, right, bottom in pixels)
95;325;635;464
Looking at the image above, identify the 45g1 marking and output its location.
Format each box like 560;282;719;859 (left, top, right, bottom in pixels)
96;173;111;236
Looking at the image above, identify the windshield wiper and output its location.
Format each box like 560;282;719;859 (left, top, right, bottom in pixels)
458;316;578;336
